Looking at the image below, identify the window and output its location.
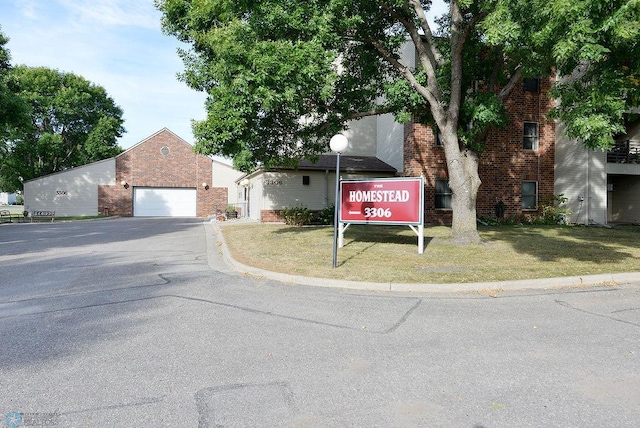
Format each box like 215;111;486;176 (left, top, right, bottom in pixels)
435;179;452;209
522;181;538;210
435;131;443;147
523;122;539;150
523;77;540;93
302;175;310;185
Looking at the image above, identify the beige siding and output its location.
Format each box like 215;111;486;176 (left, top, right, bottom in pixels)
262;171;330;211
258;170;397;212
212;159;244;206
607;119;640;223
554;123;607;224
342;117;377;156
609;176;640;223
376;113;405;173
249;175;262;219
24;158;115;217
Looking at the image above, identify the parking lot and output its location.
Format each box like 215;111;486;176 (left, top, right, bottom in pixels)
1;218;639;426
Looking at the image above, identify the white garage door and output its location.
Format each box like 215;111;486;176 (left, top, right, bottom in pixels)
133;187;197;217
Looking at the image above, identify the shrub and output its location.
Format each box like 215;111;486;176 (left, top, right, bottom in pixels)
281;204;313;226
314;205;335;225
535;194;572;225
478;195;572;226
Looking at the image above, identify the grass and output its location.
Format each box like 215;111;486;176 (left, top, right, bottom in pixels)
218;223;640;284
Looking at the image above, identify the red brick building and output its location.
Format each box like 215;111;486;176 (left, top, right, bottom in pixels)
98;128;227;217
404;77;556;224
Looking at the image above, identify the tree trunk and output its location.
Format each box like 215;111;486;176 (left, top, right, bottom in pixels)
445;145;482;244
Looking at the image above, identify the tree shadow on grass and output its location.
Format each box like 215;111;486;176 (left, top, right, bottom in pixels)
271;224;433;246
480;225;640;265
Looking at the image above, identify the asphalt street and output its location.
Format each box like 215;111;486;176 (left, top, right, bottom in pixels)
0;218;639;427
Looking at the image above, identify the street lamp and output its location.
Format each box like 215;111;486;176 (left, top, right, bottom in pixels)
330;134;349;268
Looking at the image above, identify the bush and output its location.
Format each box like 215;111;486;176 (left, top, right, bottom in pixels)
281;204;313;226
478;194;572;226
535;194;572;225
313;205;335;225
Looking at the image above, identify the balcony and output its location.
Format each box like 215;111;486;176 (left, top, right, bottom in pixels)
607;140;640;164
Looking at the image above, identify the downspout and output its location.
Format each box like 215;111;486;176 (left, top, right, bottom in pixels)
325;169;330;207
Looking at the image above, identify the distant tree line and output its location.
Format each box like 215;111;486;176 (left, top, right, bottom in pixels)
0;27;125;192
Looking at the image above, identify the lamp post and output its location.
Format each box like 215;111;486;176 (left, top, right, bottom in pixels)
330;134;349;268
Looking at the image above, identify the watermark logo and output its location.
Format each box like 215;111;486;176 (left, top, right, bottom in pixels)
3;412;59;427
5;413;23;428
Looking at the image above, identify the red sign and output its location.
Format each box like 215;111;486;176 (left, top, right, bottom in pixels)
340;178;424;225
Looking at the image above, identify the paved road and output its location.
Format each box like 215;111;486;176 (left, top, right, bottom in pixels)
0;218;639;427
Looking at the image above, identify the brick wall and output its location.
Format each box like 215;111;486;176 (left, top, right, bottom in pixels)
98;129;227;217
404;77;556;224
261;210;285;223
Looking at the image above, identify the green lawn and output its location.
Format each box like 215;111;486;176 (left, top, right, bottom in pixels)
218;223;640;283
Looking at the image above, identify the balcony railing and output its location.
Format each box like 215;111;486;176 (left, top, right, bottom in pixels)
607;140;640;163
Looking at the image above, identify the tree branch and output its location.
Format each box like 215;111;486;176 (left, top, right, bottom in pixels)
343;107;393;121
448;0;465;126
367;37;439;109
498;65;522;100
377;2;442;101
405;0;443;66
448;1;487;126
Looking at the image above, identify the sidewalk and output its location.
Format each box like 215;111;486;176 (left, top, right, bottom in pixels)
206;221;640;293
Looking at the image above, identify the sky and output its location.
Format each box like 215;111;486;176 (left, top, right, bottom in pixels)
0;0;207;150
1;0;448;152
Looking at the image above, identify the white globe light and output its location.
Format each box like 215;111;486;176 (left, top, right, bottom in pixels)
330;134;349;153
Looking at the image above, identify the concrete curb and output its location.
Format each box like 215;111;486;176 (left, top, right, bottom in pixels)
207;221;640;293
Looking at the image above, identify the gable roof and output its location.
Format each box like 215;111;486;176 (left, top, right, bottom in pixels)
294;155;397;173
22;157;116;184
117;127;192;157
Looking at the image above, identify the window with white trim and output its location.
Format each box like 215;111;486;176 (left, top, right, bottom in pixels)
523;122;539;150
521;181;538;210
435;179;452;209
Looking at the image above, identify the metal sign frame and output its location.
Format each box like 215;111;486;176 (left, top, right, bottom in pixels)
338;177;425;254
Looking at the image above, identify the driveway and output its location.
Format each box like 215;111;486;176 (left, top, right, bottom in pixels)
1;218;639;427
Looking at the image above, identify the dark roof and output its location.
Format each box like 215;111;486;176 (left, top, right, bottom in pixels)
293;155;397;173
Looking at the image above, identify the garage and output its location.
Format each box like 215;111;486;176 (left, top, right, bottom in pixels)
133;187;197;217
24;129;229;217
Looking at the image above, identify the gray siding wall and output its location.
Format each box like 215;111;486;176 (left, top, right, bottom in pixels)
343;116;377;156
212;160;244;205
376;113;404;173
608;175;640;223
24;158;116;217
554;123;607;224
607;120;640;223
258;170;397;212
262;171;331;211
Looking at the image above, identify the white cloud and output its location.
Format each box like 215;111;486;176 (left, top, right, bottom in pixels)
11;0;38;19
1;0;207;149
57;0;160;29
2;0;452;153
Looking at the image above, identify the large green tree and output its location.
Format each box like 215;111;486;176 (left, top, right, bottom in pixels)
0;29;28;189
157;0;640;243
1;66;125;191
